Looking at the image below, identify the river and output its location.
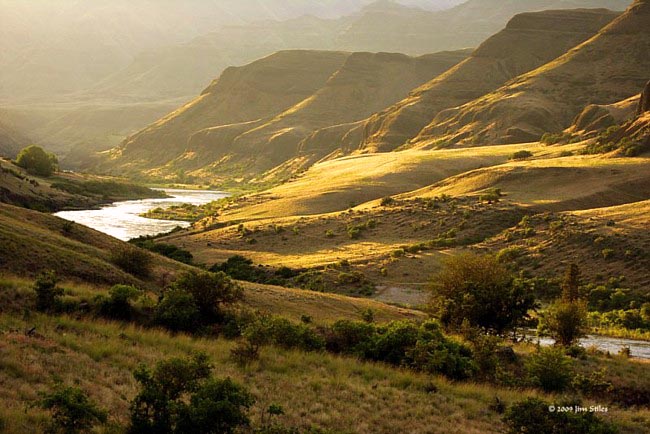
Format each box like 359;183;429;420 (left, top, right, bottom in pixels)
536;334;650;360
54;188;228;241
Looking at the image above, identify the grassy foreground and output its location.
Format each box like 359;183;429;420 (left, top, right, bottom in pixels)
1;276;649;433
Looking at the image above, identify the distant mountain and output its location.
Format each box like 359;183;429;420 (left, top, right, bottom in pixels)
416;0;650;146
328;7;620;153
98;49;470;182
0;112;29;158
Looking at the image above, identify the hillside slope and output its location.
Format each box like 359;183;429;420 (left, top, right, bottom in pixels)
326;7;621;153
100;49;470;183
102;51;350;175
0;113;29;158
415;0;650;146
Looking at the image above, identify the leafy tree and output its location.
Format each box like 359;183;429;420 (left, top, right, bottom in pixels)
129;353;253;434
540;299;588;347
170;271;243;322
34;270;64;312
540;264;588;346
429;254;536;335
16;145;58;177
38;385;107;433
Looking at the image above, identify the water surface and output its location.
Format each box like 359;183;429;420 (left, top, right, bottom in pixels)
55;189;227;241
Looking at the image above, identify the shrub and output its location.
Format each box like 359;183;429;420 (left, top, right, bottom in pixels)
154;288;200;332
380;197;396;206
170;271;243;322
99;285;141;320
525;347;574;392
429;254;536;335
16;145;58;177
129;353;254;434
510;150;533;160
38;385;107;433
503;397;617;434
110;246;153;278
131;240;193;264
325;320;376;356
33;270;64;312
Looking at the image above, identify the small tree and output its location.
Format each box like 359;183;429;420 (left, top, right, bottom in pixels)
16;145;58;177
129;353;253;434
539;264;588;346
34;270;64;312
561;263;582;301
539;299;588;347
170;271;243;322
38;385;107;433
429;254;536;335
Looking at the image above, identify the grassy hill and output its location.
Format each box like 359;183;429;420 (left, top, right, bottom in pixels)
2;307;649;433
416;0;650;146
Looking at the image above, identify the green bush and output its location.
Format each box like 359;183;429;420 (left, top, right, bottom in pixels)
510;150;533;160
503;397;617;434
34;270;64;312
129;353;254;434
99;285;141;320
154;288;200;332
110;246;153;278
525;347;574;392
131;240;193;264
38;385;107;433
16;145;58;177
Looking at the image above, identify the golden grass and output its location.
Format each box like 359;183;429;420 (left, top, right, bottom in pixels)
209;144;549;222
403;155;650;211
1;312;649;434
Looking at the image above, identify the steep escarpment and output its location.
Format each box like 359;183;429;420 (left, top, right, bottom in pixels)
100;49;469;182
416;0;650;146
316;8;621;153
102;50;349;173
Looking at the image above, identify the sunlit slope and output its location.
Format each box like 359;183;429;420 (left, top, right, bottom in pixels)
343;7;620;153
101;49;469;182
175;50;470;175
401;155;650;211
415;0;650;146
103;51;349;172
203;144;552;222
